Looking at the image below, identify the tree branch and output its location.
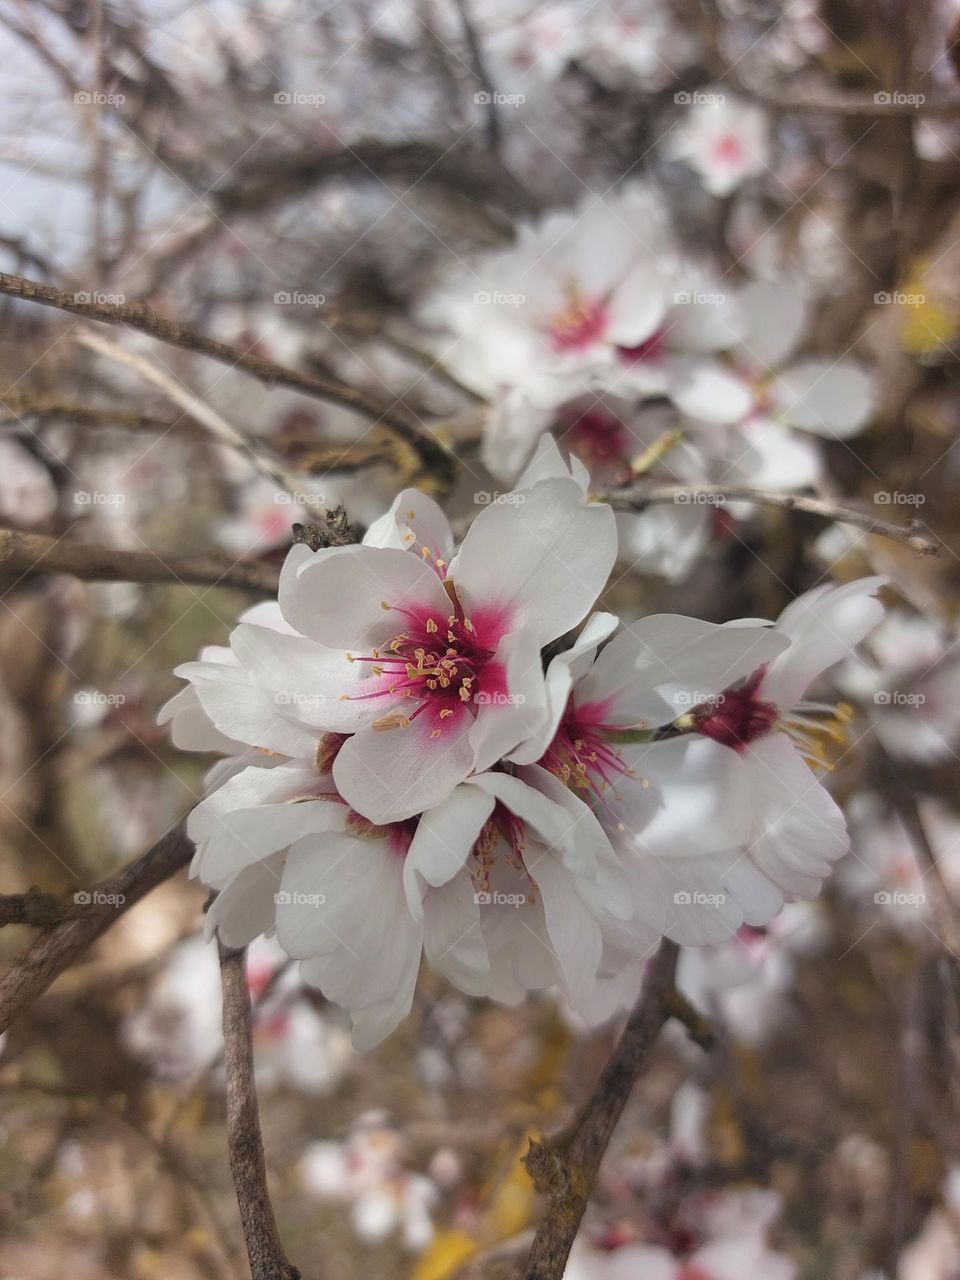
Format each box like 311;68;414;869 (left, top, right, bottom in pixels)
0;269;455;487
0;888;84;928
220;946;300;1280
605;484;939;556
0;821;193;1035
521;941;680;1280
0;527;281;593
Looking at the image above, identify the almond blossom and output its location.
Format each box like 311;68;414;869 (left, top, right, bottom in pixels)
664;93;770;197
166;454;615;825
420;185;671;399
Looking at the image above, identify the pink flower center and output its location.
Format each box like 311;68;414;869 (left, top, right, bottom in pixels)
346;604;495;738
690;668;777;749
563;407;630;467
548;282;609;352
713;133;744;166
542;699;633;798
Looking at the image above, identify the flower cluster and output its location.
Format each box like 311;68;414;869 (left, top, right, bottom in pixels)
163;439;885;1049
419;184;876;579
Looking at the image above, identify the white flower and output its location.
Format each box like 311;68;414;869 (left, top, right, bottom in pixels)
421;185;671;397
627;577;887;943
677;280;875;475
168;455;615;825
401;763;635;1016
664;94;770;197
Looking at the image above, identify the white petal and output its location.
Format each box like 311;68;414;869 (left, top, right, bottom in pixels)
743;734;849;898
761;576;886;709
333;707;476;823
206;854;285;947
230;624;387;733
735;279;808;369
281;833;422;1049
671;359;755;424
174;659;318;758
279;543;450;649
508;611;619;766
363;489;455;564
403;783;495;917
576;615;789;728
773;360;874;437
451;478;617;646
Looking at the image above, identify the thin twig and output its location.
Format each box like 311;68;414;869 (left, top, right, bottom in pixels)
521;941;680;1280
220;946;301;1280
606;484;940;556
0;822;193;1035
0;527;281;593
77;328;325;508
0;888;84;928
0;269;455;486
